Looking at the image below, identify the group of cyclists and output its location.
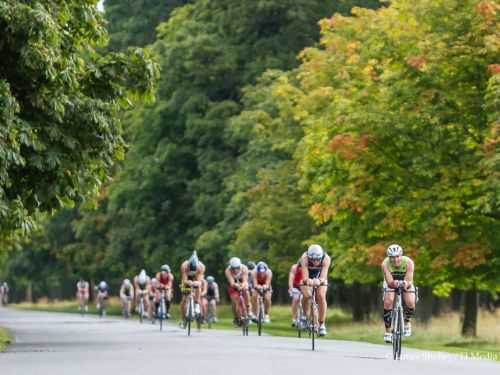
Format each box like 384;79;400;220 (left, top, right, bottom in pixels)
73;243;416;343
0;281;9;306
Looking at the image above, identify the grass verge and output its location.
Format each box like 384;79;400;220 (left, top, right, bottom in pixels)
14;300;499;360
0;327;11;352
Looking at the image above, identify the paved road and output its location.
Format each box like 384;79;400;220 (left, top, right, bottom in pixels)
1;307;498;375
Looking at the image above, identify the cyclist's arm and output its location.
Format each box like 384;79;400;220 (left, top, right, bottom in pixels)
196;263;206;282
404;259;414;289
382;262;396;288
167;273;174;289
180;263;189;285
130;286;135;299
319;255;331;284
288;265;296;290
267;269;273;289
241;265;249;289
251;271;258;289
215;284;220;302
300;255;309;283
225;268;236;288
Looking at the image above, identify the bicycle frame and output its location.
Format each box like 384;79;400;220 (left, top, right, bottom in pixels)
238;289;249;336
392;286;404;360
256;288;265;336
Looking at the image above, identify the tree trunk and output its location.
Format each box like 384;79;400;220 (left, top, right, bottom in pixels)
351;282;367;322
462;288;478;337
417;286;433;324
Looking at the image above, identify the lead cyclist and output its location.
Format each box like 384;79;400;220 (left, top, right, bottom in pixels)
381;244;416;343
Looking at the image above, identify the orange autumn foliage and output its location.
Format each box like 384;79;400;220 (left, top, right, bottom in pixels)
329;133;369;160
453;242;490;269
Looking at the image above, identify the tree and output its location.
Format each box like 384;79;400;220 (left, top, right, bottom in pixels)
0;0;158;242
105;0;190;51
291;0;499;334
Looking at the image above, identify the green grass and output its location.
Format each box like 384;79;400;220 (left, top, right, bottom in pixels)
0;327;11;352
14;300;500;360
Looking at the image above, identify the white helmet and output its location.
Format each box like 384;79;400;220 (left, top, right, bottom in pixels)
387;244;403;257
99;281;107;289
123;279;131;287
229;257;242;269
307;244;324;260
151;278;158;287
138;269;147;284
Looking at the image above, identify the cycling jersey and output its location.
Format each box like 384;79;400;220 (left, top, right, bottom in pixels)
159;273;171;285
207;284;217;299
293;263;303;288
256;272;268;285
308;255;325;279
122;286;132;297
383;256;410;281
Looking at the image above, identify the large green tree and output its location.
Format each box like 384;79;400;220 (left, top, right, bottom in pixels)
291;0;499;334
0;0;158;243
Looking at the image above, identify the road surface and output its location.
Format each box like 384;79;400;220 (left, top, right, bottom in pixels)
0;306;498;375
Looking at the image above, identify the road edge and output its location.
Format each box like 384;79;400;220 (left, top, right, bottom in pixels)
0;326;12;352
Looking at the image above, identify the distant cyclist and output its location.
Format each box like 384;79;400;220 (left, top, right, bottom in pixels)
300;244;331;336
180;251;206;326
76;278;89;312
134;269;151;318
155;264;174;318
95;280;109;316
252;261;273;323
288;260;304;327
225;257;249;326
1;281;10;306
119;279;134;318
202;276;220;322
382;244;416;343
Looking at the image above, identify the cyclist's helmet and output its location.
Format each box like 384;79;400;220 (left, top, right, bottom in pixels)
138;269;147;284
206;276;215;284
99;281;107;289
387;244;403;257
307;244;324;260
246;261;256;271
256;261;268;273
151;278;158;287
188;251;199;271
123;279;131;287
229;257;242;269
160;264;171;273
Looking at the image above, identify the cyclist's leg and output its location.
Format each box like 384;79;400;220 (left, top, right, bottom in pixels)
180;294;188;319
210;299;217;319
402;287;416;335
300;285;313;318
251;290;258;316
264;289;272;314
383;282;395;341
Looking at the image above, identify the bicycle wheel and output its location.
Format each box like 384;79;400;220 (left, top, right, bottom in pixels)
139;298;144;324
392;309;401;360
159;299;164;331
187;298;193;336
258;300;263;336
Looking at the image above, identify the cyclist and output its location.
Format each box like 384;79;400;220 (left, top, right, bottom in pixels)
202;276;220;322
288;260;304;327
180;251;206;326
75;278;89;312
155;264;174;318
1;281;9;306
252;261;273;323
225;257;249;326
300;244;331;336
382;244;416;343
133;269;151;318
119;279;134;318
95;280;109;316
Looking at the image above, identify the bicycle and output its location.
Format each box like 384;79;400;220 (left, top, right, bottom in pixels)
255;287;267;336
181;286;202;336
137;293;145;323
391;284;405;360
238;288;249;336
122;297;132;319
304;281;327;351
157;288;168;331
77;294;87;317
295;293;308;338
206;297;216;329
97;295;107;318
